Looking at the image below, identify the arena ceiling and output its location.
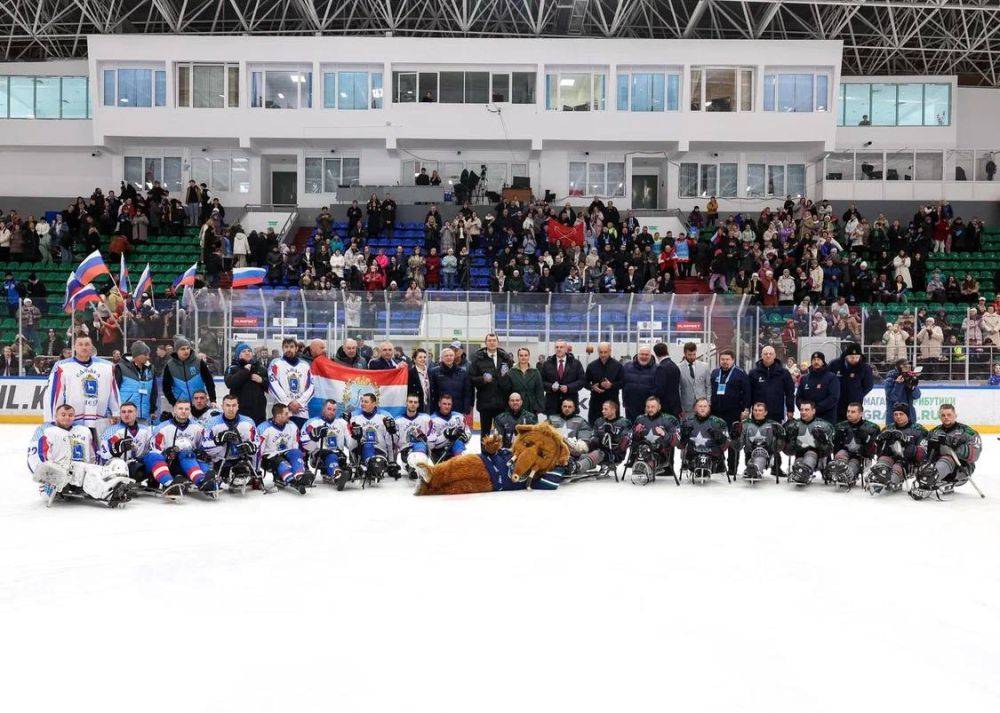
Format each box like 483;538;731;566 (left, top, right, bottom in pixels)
3;1;999;86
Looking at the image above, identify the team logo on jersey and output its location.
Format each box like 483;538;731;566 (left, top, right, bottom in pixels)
70;435;86;461
339;375;381;412
288;374;300;393
82;374;98;398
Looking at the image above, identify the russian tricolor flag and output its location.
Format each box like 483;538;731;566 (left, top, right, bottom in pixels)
308;356;409;418
75;250;110;285
131;263;152;307
118;255;130;299
63;280;100;313
172;263;198;290
231;267;266;288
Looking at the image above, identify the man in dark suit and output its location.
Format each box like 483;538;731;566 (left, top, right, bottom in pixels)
540;341;586;416
584;342;623;424
652;342;681;418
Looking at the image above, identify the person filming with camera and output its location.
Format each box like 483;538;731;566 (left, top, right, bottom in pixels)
883;358;922;426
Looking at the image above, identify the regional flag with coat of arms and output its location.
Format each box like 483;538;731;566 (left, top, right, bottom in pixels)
308;355;409;418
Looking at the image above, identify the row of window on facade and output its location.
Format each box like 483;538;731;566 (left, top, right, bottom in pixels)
122;155;250;194
824;150;998;182
678;163;807;198
0;75;90;119
836;83;950;127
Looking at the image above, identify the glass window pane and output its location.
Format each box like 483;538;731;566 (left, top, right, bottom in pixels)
916;152;942;181
164;157;183;193
352;73;367;110
191;156;210;186
885;152;911;181
593;74;605;110
719;163;737;197
491;73;509;102
897;83;922;126
975;152;996;181
607;162;625;197
844;84;870;126
177;65;191;107
418;72;437;102
630;74;647;112
512;72;535;104
740;69;753;111
119;68;153;107
103;70;115;106
705;68;735;111
767;165;785;195
568;161;586;196
559;73;591;111
690;68;702;110
323;72;336;108
588;163;606;196
439;72;464;103
953;150;973;181
143;158;161;189
302;72;312;108
787;164;806;196
251;72;263;107
211;158;230;191
464;72;488;104
337;71;364;109
323;158;341;191
395;72;415;103
371;72;383;108
305;158;323;193
154;71;165;106
815;75;829;111
870;83;896;125
776;74;794;111
265;71;299;109
666;74;679;111
231;157;249;193
679;163;699;197
763;74;775;111
699;164;718;196
34;77;60;118
124;157;143;188
343;157;360;186
825;153;853;181
924;84;949;125
228;66;239;107
8;76;34;118
193;65;225;108
617;74;629;111
747;163;765;196
837;82;845;125
545;74;556;109
650;73;664;111
0;77;8;118
856;153;883;181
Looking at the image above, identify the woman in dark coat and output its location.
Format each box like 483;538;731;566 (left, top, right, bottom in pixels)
500;346;545;416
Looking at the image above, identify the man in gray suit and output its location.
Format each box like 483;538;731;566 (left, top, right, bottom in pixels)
678;342;711;417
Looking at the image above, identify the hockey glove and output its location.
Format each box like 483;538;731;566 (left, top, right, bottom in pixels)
313;425;330;440
383;416;398;434
349;423;363;441
707;426;725;443
810;427;831;446
109;436;134;458
236;442;257;458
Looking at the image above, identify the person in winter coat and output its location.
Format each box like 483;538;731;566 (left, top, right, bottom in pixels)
981;304;1000;345
468;334;513;432
500;346;545;417
748;345;795;423
883;323;908;363
709;349;752;476
621;346;658;421
827;342;875;422
795;351;841;424
161;336;216;406
540;341;586;416
652;342;682;417
883;358;922;426
334;338;367;369
963;308;983;346
224;342;269;424
430;347;472;416
584;342;624;424
916;317;944;360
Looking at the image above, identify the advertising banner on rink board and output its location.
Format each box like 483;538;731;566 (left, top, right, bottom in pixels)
1;377;998;431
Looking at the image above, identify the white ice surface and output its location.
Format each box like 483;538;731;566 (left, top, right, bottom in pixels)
2;424;999;713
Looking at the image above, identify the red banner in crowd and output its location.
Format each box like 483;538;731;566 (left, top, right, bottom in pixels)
545;219;585;248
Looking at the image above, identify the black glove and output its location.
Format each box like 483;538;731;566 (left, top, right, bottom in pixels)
444;425;462;441
707;426;725;443
771;423;786;441
945;433;964;449
162;446;179;460
679;424;693;441
349;423;363;440
383;416;397;434
236;442;256;458
221;430;241;446
729;421;743;438
314;425;330;440
810;426;830;446
457;430;470;443
109;436;133;458
880;430;902;445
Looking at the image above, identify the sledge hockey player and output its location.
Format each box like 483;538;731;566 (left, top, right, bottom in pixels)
628;395;680;485
548;397;594;472
258;403;313;494
346;392;399;481
99;402;154;487
735;401;785;484
145;399;218;498
825;401;880;489
866;402;927;495
269;337;314;425
45;334;120;437
492;392;537;448
29;403;133;508
678;397;730;484
911;403;983;500
301;398;351;487
428;394;470;463
202;394;259;493
782;400;836;486
394;394;432;479
191;389;221;425
565;399;631;479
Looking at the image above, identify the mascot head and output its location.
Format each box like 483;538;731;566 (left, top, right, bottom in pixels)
509;422;570;483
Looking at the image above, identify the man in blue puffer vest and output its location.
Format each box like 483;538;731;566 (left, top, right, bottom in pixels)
114;340;157;423
796;351;840;425
162;336;216;408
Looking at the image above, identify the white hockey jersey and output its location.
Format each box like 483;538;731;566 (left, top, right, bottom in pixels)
268;357;314;409
98;421;153;464
45;357;120;428
347;409;394;454
28;423;96;474
150;419;205;456
193;406;222;426
395;412;432;451
257;419;301;458
428;411;469;451
301;416;349;454
201;414;257;462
